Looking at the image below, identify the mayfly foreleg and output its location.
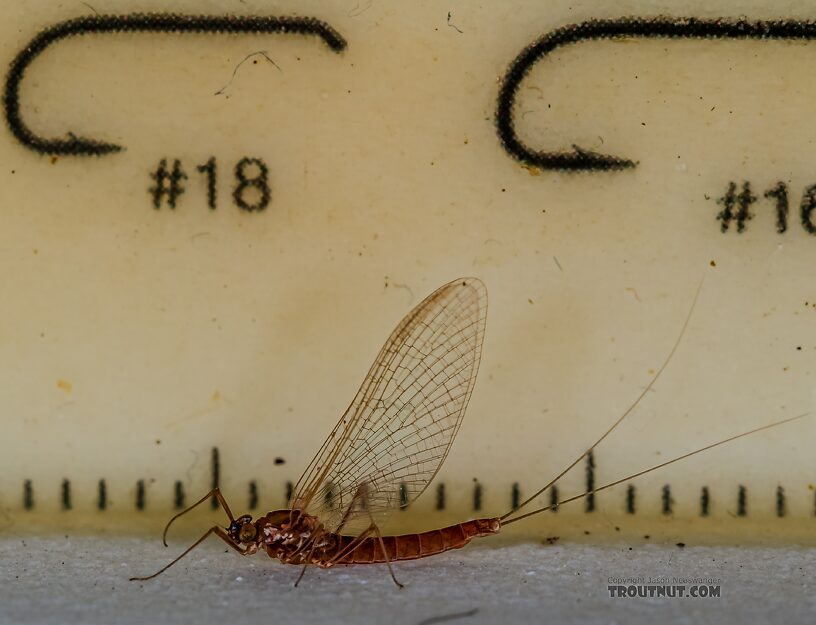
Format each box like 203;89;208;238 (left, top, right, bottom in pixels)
161;487;236;546
130;526;248;581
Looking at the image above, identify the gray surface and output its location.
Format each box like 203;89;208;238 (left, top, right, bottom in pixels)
1;536;814;624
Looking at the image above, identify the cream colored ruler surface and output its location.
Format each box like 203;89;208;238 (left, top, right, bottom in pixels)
1;0;815;541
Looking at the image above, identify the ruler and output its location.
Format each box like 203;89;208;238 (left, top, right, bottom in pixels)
1;0;815;542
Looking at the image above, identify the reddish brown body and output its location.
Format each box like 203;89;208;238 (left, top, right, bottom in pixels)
332;518;501;564
246;509;501;568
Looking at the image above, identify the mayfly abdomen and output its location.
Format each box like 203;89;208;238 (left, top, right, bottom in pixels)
333;518;501;564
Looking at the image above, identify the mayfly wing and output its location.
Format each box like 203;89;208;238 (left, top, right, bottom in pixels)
290;277;487;533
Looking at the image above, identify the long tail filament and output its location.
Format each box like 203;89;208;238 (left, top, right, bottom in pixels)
502;412;809;525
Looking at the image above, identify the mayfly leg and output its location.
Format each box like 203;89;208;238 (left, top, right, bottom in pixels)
326;525;376;565
291;488;369;587
334;483;370;535
293;539;320;587
130;526;248;581
326;484;402;586
161;487;235;546
130;487;243;581
320;519;402;588
365;509;404;589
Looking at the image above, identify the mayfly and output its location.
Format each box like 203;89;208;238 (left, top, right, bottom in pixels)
131;277;807;586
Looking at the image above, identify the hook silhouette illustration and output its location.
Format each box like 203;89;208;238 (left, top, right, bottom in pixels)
496;16;816;172
3;13;346;156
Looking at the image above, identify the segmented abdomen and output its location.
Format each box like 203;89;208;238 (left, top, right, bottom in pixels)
331;518;501;564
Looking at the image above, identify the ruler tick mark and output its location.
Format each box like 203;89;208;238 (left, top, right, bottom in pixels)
174;481;186;509
210;447;220;510
549;486;559;512
61;479;71;510
626;484;636;514
776;485;786;517
585;452;596;512
23;479;33;510
248;480;258;510
737;485;747;517
399;483;408;510
136;479;146;510
662;484;673;515
435;483;445;510
98;479;107;511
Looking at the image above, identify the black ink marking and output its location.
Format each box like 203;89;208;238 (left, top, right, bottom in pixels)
765;181;789;233
716;182;738;232
511;482;520;511
585;451;595;512
735;182;756;232
248;480;258;510
3;14;346;156
214;50;281;96
399;483;408;510
716;181;755;233
136;479;146;510
197;157;217;209
626;484;635;514
800;183;816;234
97;479;107;511
233;157;271;211
776;485;786;517
497;17;816;171
661;484;673;515
737;485;747;517
174;480;186;509
23;480;33;510
61;479;71;510
473;481;482;512
210;447;220;510
286;480;294;504
150;159;186;209
436;483;445;510
274;457;285;465
549;485;559;512
700;486;710;517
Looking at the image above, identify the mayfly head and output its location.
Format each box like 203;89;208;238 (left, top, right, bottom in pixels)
228;514;257;544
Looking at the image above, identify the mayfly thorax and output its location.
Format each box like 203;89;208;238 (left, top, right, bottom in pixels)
130;278;808;587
